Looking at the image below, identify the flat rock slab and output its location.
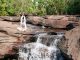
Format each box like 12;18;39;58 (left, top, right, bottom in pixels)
0;15;79;28
0;20;44;37
0;32;17;55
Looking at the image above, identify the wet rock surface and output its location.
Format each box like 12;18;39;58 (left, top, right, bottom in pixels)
0;15;80;60
58;27;80;60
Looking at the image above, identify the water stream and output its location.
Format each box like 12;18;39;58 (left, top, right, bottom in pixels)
18;33;64;60
17;15;27;31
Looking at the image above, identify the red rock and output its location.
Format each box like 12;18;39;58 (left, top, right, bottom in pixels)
27;15;70;28
65;27;80;60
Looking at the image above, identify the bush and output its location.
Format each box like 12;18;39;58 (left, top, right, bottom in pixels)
0;0;80;16
67;0;80;15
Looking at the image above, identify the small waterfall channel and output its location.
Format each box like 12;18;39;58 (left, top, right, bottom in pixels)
18;32;64;60
17;15;27;31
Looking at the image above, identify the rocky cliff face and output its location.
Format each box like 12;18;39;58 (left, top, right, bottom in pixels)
65;27;80;60
58;27;80;60
0;15;80;60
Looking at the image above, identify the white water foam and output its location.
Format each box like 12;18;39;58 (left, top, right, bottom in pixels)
19;33;64;60
17;15;27;31
36;33;47;43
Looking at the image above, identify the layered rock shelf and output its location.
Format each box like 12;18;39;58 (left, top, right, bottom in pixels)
0;15;80;60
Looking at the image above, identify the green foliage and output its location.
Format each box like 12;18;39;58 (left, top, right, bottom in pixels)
67;0;80;15
0;0;8;15
0;0;80;16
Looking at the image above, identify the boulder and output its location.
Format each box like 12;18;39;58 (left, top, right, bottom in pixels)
27;15;70;28
59;27;80;60
65;27;80;60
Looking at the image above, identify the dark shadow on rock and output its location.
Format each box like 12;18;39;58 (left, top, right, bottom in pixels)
2;54;19;60
66;23;74;31
0;46;19;60
61;51;73;60
29;36;37;42
48;32;57;35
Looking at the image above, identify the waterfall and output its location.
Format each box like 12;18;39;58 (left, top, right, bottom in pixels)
18;33;64;60
36;33;47;43
17;15;27;31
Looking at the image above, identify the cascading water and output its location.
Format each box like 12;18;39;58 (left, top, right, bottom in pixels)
36;33;47;43
17;15;27;31
18;33;64;60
